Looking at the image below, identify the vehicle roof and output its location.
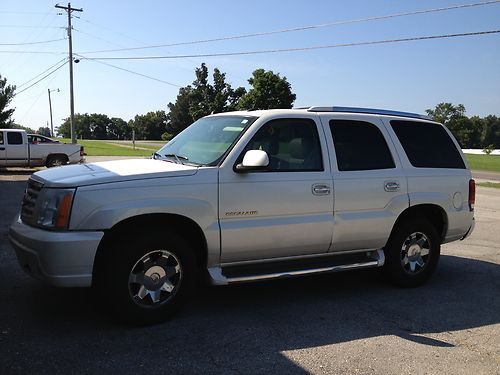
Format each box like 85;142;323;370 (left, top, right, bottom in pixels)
0;128;25;132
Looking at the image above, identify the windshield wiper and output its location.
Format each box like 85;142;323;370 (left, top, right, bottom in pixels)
164;153;189;165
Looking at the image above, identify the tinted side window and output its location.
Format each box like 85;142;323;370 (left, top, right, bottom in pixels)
7;132;23;145
244;118;323;171
390;120;465;169
329;120;395;171
0;132;4;145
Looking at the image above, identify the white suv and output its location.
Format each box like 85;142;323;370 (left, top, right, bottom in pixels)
9;106;475;324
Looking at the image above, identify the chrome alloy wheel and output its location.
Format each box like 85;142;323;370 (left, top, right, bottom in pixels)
400;232;431;274
128;250;182;307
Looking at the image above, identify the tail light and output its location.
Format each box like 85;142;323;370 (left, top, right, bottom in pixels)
468;179;476;212
80;146;86;156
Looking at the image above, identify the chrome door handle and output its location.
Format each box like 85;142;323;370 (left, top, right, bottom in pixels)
312;184;331;196
384;181;400;192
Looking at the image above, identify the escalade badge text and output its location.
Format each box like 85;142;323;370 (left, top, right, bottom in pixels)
225;210;258;217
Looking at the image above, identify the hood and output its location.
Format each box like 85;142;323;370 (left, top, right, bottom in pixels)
32;159;198;187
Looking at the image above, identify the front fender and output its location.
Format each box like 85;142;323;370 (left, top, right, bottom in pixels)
71;196;217;231
69;173;219;232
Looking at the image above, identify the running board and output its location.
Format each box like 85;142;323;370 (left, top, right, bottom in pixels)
208;249;385;285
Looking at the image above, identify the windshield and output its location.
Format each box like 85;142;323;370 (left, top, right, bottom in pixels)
157;115;257;166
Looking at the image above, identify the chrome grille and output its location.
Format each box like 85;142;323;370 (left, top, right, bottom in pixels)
21;178;43;225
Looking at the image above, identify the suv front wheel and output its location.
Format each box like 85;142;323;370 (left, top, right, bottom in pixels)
383;218;441;287
97;231;197;325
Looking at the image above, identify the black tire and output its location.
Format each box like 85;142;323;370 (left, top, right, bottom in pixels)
96;231;197;325
383;218;440;287
46;155;67;168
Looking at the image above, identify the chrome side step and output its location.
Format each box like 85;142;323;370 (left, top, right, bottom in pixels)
208;249;385;286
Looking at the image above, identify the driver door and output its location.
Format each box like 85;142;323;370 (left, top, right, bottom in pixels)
218;117;334;263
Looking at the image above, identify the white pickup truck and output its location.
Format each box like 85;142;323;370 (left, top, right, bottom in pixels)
0;129;85;168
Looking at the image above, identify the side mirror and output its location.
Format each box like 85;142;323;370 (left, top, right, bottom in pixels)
235;150;269;172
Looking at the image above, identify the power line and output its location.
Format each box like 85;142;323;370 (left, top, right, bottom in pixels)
81;29;500;61
16;58;68;88
76;54;181;87
15;60;68;96
0;37;65;46
79;0;500;54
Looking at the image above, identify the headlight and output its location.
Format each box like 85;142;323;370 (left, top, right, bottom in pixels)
36;188;75;230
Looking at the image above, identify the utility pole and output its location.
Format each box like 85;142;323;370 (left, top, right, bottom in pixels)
48;88;59;137
55;3;82;144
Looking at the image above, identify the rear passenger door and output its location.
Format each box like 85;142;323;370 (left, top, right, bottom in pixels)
323;116;409;252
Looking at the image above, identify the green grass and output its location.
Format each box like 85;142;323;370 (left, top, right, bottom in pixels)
60;139;157;157
465;154;500;172
477;182;500;189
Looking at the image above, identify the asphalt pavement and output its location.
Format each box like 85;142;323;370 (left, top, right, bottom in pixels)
0;168;498;374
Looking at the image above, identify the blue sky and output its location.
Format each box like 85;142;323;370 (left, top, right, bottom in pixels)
1;0;499;131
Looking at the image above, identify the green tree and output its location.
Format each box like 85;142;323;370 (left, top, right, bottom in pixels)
189;64;212;121
37;127;51;137
482;115;500;148
88;113;111;139
58;114;94;139
468;116;486;149
131;111;167;140
0;74;16;127
237;69;296;110
166;86;195;136
57;113;129;139
166;63;246;136
108;117;131;139
426;103;466;124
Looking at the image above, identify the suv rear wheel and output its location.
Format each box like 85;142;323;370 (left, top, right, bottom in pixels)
97;231;197;325
383;219;440;287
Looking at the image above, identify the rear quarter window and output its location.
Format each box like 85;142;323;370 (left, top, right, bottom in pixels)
390;120;465;169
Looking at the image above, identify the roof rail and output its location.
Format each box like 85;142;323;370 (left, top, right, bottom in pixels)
307;106;432;120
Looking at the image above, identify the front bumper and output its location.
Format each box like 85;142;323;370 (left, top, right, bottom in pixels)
9;216;103;287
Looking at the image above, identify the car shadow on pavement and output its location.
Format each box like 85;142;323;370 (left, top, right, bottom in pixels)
0;252;498;373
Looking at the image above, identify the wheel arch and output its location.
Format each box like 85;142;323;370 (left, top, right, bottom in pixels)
386;204;448;247
92;213;208;285
45;153;69;167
